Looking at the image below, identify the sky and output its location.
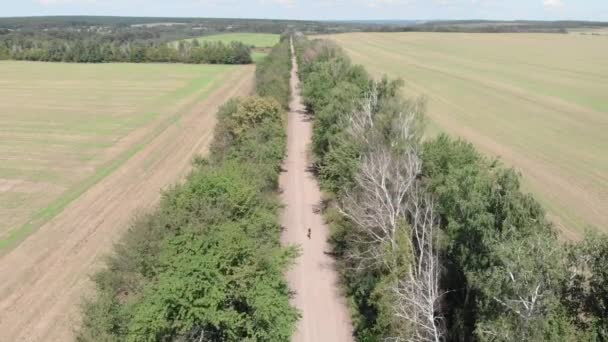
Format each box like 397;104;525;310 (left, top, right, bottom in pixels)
1;0;607;21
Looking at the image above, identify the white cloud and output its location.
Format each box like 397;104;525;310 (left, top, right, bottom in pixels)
543;0;563;8
366;0;410;8
259;0;297;8
36;0;95;5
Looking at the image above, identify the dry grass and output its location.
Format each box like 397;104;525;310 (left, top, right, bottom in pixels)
0;61;240;246
319;32;608;237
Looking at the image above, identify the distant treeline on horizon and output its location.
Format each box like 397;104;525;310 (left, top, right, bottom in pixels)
0;16;359;64
0;35;254;64
0;16;606;64
0;16;606;33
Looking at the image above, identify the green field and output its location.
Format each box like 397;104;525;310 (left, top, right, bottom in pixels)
0;61;240;247
252;51;269;63
186;33;280;48
321;32;608;237
177;33;280;63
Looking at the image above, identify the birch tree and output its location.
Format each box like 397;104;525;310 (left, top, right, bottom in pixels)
390;186;444;342
339;83;444;341
475;232;567;341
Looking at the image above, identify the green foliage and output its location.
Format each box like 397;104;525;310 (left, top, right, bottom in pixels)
297;35;603;342
126;228;297;341
186;41;252;64
325;206;383;341
562;233;608;340
210;96;286;190
159;162;260;231
79;293;129;342
231;96;282;135
299;40;369;114
475;306;587;342
297;39;370;194
317;133;360;193
0;45;8;60
311;82;360;159
80;157;297;341
420;134;592;340
79;41;295;341
255;39;291;109
297;38;420;196
1;35;252;64
297;37;427;341
473;232;569;341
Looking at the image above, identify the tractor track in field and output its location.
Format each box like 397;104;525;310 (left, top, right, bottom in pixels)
0;65;254;342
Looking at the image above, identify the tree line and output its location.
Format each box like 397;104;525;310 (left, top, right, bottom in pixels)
398;20;608;33
295;36;608;341
78;37;297;341
0;34;252;64
0;16;360;34
2;16;606;39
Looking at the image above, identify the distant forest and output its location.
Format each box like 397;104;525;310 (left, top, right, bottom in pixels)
0;17;295;64
0;16;370;64
0;16;362;33
0;36;254;64
0;17;606;64
400;20;608;33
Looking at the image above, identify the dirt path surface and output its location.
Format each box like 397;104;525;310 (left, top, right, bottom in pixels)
0;66;254;342
280;39;354;342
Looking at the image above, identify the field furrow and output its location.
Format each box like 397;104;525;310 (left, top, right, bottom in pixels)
0;63;254;341
322;32;608;236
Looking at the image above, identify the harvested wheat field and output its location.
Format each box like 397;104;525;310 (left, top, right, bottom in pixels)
0;61;240;249
321;32;608;238
0;61;254;341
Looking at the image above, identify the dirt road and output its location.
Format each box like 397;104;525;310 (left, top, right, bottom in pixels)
280;39;354;341
0;66;254;342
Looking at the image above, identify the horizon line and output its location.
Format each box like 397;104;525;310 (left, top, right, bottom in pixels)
0;15;606;24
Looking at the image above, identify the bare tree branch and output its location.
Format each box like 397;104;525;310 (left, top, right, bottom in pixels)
391;187;445;342
339;83;444;341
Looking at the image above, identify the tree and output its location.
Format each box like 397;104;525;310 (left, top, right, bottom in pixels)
421;134;575;340
126;228;298;342
129;44;146;63
338;82;443;341
562;233;608;340
341;145;420;269
79;38;295;341
475;231;569;341
0;31;254;65
340;84;421;267
0;44;8;60
392;187;444;342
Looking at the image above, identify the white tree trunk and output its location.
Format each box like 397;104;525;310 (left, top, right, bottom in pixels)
339;84;444;341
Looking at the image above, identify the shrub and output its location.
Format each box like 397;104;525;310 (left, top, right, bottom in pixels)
255;39;291;109
296;36;596;341
79;39;295;342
